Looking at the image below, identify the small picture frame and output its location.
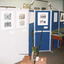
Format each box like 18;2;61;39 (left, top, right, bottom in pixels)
61;13;64;22
38;12;48;25
16;12;26;28
4;13;11;20
19;14;25;19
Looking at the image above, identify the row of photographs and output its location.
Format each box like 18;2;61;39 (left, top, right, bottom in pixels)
4;13;25;20
38;12;64;26
0;12;26;29
1;10;64;30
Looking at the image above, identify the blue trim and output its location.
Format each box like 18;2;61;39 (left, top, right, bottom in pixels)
35;11;50;31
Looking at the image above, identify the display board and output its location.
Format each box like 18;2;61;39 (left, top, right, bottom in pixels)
35;10;59;52
52;11;59;31
29;10;34;54
35;10;50;51
35;11;50;31
0;8;29;64
51;11;59;49
38;12;48;25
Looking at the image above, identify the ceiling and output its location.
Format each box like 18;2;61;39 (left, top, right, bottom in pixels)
35;0;61;2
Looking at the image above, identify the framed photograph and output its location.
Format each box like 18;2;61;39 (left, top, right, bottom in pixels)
40;20;46;23
38;12;48;25
19;14;25;19
40;14;46;18
54;13;57;22
4;13;11;20
1;10;14;29
4;22;11;27
16;12;26;28
61;13;64;22
19;20;25;26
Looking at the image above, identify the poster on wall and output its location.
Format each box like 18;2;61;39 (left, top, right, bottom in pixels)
54;13;57;22
38;12;48;25
61;13;64;22
1;10;14;30
16;11;26;28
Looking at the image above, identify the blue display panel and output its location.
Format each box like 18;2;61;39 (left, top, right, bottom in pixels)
60;12;64;29
52;11;59;31
35;32;50;50
34;10;59;51
29;10;34;54
51;11;59;49
60;22;64;28
35;11;50;31
29;23;34;54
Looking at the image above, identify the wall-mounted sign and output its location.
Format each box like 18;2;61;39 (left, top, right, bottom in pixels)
38;12;48;25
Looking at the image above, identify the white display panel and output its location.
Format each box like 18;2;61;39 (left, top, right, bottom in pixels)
0;8;29;64
54;13;57;22
38;12;48;25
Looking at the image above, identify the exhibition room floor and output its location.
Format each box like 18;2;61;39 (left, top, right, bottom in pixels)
16;45;64;64
39;46;64;64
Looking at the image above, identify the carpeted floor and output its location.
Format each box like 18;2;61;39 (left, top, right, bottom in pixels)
16;45;64;64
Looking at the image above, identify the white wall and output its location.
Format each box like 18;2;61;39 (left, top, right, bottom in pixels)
0;0;31;8
0;0;63;11
48;0;63;11
0;0;48;10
